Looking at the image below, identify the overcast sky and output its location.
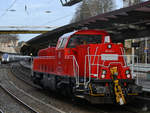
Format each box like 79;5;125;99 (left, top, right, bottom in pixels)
0;0;79;41
0;0;126;42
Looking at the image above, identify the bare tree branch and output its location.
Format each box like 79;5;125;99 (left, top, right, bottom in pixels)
71;0;113;23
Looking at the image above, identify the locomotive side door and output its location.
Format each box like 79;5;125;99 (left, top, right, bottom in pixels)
56;38;68;75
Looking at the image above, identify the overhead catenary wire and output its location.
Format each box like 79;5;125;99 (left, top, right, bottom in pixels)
24;0;55;26
44;0;54;13
25;5;29;15
0;0;18;19
0;26;58;29
42;13;73;26
42;0;80;26
25;0;30;15
0;0;74;30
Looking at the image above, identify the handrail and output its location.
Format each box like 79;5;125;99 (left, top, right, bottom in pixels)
120;47;127;66
65;55;79;87
84;54;139;87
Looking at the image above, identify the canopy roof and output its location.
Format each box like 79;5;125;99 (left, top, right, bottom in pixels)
21;1;150;55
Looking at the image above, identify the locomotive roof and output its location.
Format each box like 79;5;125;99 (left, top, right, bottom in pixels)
59;29;109;39
73;30;109;35
59;31;76;39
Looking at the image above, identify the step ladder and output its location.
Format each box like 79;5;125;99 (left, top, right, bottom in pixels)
110;66;126;105
84;47;99;88
74;83;85;98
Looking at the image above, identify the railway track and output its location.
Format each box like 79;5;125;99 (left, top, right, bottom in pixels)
11;63;41;89
0;67;65;113
0;62;146;113
0;83;38;113
0;63;10;68
10;63;108;113
0;109;4;113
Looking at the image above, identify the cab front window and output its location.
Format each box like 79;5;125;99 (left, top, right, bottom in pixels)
67;34;102;48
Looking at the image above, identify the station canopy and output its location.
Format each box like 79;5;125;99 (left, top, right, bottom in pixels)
22;1;150;55
60;0;82;6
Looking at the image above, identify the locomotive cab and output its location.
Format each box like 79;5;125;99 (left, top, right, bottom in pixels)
56;30;111;49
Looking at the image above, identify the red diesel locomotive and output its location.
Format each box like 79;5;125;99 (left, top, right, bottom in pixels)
32;29;141;105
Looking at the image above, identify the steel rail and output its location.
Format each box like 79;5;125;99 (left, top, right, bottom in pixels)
0;83;39;113
11;64;41;89
10;63;66;113
0;109;4;113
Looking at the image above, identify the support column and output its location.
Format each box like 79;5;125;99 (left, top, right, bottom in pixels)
131;39;135;76
145;38;148;64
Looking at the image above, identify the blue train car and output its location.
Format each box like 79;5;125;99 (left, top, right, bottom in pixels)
1;53;31;64
1;54;9;63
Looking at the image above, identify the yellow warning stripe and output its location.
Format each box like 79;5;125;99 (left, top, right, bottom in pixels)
89;83;105;96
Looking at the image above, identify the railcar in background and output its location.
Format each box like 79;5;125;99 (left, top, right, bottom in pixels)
1;54;9;63
1;53;31;63
32;29;141;105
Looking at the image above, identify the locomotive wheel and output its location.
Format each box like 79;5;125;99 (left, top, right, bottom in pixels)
32;72;42;85
58;83;73;97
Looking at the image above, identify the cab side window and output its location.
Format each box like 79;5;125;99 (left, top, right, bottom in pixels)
67;38;79;48
57;38;68;49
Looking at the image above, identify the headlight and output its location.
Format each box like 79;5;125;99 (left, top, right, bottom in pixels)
126;70;130;75
127;74;131;78
108;44;112;49
101;74;105;79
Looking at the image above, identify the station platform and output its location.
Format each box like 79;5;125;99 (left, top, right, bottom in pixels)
141;80;150;92
135;71;150;92
132;63;150;72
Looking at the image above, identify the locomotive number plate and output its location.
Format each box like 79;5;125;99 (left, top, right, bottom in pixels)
101;54;118;61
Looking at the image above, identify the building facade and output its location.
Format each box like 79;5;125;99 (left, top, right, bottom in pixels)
0;37;18;53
